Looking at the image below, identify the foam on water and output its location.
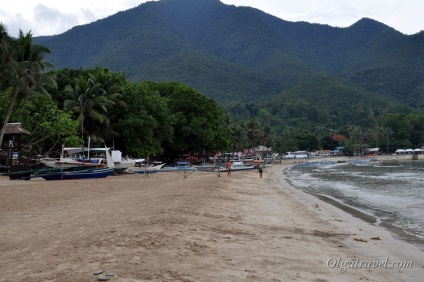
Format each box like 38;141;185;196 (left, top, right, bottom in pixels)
287;159;424;248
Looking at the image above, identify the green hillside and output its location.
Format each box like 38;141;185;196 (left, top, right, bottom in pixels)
35;0;424;109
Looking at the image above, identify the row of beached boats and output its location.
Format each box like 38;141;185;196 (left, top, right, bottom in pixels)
13;147;129;180
11;147;272;180
39;147;136;171
127;160;264;174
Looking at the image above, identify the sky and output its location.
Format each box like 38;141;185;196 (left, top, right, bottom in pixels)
1;0;423;37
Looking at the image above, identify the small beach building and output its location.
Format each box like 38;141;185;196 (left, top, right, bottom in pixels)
365;147;380;156
331;146;344;156
0;123;32;178
254;145;274;158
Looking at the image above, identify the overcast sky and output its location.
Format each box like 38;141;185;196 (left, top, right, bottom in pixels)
1;0;423;37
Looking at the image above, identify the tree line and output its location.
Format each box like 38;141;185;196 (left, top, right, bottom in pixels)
2;24;424;162
0;25;276;162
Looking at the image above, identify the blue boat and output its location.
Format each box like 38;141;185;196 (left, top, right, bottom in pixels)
34;167;115;180
213;165;255;172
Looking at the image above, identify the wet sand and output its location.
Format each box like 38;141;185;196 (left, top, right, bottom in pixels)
0;163;423;281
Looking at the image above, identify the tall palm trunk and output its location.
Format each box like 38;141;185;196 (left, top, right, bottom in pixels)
0;88;19;146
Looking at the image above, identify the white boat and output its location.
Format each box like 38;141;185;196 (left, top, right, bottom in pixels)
284;151;309;159
161;162;196;172
107;150;136;170
39;147;104;168
39;157;97;168
40;147;134;170
242;157;254;163
128;163;166;174
192;164;219;171
115;159;136;170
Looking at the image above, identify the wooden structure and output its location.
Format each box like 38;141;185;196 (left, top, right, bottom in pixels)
1;123;32;179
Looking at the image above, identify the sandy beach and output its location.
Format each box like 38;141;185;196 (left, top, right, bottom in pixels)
0;161;423;281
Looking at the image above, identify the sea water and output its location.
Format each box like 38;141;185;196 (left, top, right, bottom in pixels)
285;159;424;249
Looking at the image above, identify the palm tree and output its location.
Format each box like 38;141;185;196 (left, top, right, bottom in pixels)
244;118;265;156
14;30;56;120
0;28;55;146
0;24;15;89
229;121;249;152
383;127;394;154
347;125;366;155
64;71;123;145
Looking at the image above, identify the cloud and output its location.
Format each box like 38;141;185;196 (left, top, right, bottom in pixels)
1;0;423;36
33;4;80;36
0;11;33;37
221;0;422;34
1;0;144;37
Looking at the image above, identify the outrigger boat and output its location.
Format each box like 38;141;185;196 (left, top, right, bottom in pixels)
129;163;166;174
32;167;115;180
213;165;255;172
39;147;104;168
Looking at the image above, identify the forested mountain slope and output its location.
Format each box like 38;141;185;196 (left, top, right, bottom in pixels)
35;0;424;107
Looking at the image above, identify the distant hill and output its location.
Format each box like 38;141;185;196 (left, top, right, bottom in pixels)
35;0;424;108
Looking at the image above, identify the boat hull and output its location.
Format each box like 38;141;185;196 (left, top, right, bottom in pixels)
115;160;137;169
214;165;255;172
130;164;165;174
37;168;115;180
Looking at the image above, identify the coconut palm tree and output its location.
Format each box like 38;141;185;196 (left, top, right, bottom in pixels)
0;24;15;89
245;118;264;149
64;71;123;145
14;30;56;119
0;28;55;146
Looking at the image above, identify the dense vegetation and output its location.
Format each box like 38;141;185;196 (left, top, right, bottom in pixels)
2;0;424;161
0;24;236;161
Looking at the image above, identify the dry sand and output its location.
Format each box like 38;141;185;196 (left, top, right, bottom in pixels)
0;163;423;281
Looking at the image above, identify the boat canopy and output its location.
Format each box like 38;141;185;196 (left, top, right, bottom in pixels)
63;147;111;154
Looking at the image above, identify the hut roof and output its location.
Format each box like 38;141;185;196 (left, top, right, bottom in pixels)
4;123;31;135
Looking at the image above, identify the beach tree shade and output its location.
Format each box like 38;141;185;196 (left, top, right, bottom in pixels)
16;95;80;156
114;81;174;157
144;82;233;161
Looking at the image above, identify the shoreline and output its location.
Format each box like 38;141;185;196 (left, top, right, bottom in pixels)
278;153;420;165
282;157;424;252
0;163;423;281
273;162;424;280
313;192;424;251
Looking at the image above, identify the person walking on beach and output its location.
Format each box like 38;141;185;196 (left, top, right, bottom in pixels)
226;160;232;176
258;165;263;178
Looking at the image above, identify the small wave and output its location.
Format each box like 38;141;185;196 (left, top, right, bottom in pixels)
285;161;424;249
374;164;404;168
291;161;337;168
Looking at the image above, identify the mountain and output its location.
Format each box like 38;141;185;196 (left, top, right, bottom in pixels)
35;0;424;107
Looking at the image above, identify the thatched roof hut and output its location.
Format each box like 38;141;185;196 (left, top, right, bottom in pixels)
4;123;31;136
